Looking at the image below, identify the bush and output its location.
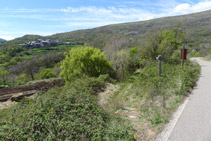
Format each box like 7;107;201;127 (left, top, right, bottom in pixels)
0;69;9;85
40;68;56;79
15;74;29;85
188;50;201;57
60;46;113;81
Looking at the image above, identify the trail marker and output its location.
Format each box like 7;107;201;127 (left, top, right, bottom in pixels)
156;55;162;76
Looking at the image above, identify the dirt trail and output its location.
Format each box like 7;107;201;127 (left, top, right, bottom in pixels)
98;83;119;107
98;83;154;140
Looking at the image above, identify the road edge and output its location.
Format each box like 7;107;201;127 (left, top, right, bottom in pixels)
155;97;189;141
155;57;201;141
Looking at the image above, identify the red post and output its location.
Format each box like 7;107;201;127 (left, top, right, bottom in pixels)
181;48;187;60
181;47;187;67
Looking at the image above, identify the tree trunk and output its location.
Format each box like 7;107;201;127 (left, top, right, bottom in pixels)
30;72;34;80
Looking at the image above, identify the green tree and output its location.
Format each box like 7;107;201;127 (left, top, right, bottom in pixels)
0;69;9;85
145;27;184;60
40;68;56;79
60;46;112;81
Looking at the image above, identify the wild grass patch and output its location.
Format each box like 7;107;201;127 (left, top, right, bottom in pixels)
102;60;200;140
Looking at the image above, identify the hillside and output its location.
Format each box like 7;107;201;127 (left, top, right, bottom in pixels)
7;10;211;54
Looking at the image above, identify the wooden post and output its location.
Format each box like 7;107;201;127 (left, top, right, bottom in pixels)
156;55;162;76
182;46;185;68
159;55;162;77
159;59;161;76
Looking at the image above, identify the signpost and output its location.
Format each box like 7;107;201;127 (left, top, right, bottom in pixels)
156;55;162;76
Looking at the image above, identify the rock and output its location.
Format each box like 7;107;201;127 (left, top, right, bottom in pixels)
10;90;37;102
10;92;24;102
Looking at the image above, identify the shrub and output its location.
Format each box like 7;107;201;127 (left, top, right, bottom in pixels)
0;69;9;85
15;74;29;85
40;68;56;79
188;50;201;57
60;46;113;81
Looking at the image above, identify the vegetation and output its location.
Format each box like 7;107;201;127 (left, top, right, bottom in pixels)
40;68;56;79
0;21;202;140
0;76;134;140
188;50;201;57
60;46;113;81
4;10;211;58
1;50;65;86
0;69;9;85
39;10;211;56
102;61;200;140
144;28;184;60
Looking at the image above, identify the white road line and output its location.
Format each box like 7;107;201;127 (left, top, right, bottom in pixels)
155;97;189;141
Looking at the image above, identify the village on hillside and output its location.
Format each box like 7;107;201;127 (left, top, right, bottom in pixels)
18;39;83;48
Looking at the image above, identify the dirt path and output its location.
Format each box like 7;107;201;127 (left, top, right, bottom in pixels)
98;83;119;107
98;83;155;140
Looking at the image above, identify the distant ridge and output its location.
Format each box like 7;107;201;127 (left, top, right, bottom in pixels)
7;9;211;54
0;38;6;42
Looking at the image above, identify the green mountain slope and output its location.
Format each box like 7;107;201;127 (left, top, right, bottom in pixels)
8;10;211;54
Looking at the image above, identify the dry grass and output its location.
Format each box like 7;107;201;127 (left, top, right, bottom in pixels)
0;100;17;110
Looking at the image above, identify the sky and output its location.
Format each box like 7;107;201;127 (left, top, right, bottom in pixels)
0;0;211;40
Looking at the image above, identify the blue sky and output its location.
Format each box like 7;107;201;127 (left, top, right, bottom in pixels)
0;0;211;40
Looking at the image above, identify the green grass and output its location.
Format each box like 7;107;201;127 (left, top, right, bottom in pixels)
0;42;6;47
19;55;33;59
104;60;200;140
29;45;80;55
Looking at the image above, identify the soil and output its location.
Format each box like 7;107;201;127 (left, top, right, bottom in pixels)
0;79;64;102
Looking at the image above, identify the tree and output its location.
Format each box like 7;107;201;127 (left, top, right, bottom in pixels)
111;49;129;78
0;69;9;85
12;58;39;80
60;46;112;81
38;52;65;68
24;59;39;80
127;47;142;72
40;68;56;79
145;27;184;61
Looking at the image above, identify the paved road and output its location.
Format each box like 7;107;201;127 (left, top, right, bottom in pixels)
168;58;211;141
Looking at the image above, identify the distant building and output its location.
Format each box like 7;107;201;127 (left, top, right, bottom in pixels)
18;39;81;48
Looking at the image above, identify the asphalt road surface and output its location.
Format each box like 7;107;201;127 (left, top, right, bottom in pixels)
168;58;211;141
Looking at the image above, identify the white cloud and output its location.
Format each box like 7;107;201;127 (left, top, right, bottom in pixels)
1;1;211;39
171;1;211;15
2;2;211;24
0;6;157;23
0;35;15;40
172;3;191;14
